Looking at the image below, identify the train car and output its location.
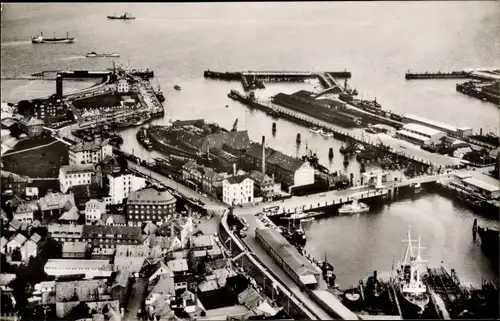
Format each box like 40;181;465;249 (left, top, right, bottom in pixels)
255;227;320;290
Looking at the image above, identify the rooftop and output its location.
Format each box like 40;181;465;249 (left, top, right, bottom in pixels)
404;114;457;133
100;214;127;225
225;175;251;185
45;259;111;270
113;256;146;273
9;233;27;246
201;130;251;152
20;115;44;127
59;206;80;221
82;225;142;240
397;129;431;143
39;192;76;212
191;234;213;248
266;149;305;172
248;170;273;185
167;258;189;272
60;164;96;175
15;201;38;214
48;223;84;237
148;274;175;298
127;188;175;204
402;123;444;137
62;241;87;254
255;228;319;279
462;177;500;193
69;139;110;153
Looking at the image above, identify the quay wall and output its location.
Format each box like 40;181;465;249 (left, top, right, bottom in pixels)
405;71;470;80
218;213;318;320
456;83;500;105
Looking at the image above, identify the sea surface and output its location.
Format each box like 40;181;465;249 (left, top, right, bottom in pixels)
1;2;499;288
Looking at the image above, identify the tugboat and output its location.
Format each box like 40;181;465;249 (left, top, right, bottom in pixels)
107;12;136;20
174;85;181;91
395;226;430;319
136;127;153;151
85;52;120;58
321;253;336;287
338;199;370;215
32;32;74;44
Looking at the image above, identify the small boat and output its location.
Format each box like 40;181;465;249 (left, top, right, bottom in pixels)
320;130;333;138
225;105;229;108
301;217;315;223
32;32;74;44
309;127;321;134
283;211;324;220
107;12;135;20
85;52;120;58
338;199;369;215
413;182;421;193
174;85;181;91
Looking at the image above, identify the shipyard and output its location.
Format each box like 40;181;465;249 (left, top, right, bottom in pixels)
1;2;499;321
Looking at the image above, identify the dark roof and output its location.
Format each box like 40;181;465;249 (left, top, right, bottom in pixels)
266;149;305;172
255;228;319;278
111;271;130;289
225;175;251;185
69;139;110;153
201;130;250;152
248;170;273;185
82;225;142;241
245;143;274;160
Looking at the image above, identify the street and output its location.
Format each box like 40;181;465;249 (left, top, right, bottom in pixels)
123;277;148;321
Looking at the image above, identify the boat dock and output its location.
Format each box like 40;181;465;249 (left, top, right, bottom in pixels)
405;71;470;80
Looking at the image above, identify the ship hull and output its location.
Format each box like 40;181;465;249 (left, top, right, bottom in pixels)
396;288;430;319
32;38;74;44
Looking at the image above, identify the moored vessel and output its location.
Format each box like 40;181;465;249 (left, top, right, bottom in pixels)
283;211;324;220
174;85;181;91
395;226;430;319
338;199;370;215
31;32;74;44
309;127;321;134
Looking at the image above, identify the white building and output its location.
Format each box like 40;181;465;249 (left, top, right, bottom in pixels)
68;139;113;165
13;201;38;222
222;175;254;206
85;199;107;223
108;171;147;205
117;78;130;93
397;123;445;146
44;259;113;279
59;164;96;194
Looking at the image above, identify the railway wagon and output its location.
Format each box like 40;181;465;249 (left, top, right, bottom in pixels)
255;227;320;290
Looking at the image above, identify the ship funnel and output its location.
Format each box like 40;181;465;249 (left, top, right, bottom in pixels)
373;270;377;280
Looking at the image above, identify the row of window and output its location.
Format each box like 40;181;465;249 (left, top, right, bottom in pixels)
129;204;173;209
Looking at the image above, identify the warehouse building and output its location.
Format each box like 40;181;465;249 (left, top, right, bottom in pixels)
397;123;445;146
403;114;472;139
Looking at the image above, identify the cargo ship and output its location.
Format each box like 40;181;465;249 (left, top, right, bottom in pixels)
271;90;362;128
477;224;499;269
228;90;280;118
31;32;74;44
342;270;402;318
395;226;430;319
107;12;135;20
136;127;153;151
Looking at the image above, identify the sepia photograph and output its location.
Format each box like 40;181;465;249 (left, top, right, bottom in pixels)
0;2;498;320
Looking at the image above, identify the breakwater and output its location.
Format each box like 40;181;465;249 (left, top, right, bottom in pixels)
205;69;351;90
218;212;318;320
405;71;470;80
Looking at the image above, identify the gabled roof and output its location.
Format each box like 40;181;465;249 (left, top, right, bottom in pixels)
201;130;250;151
59;206;80;221
9;233;27;246
20;116;44;126
148;274;175;298
60;164;95;175
111;271;131;289
245;143;274;160
143;221;158;235
30;233;42;243
225;175;251;185
114;256;146;273
15;201;38;214
238;287;264;310
0;237;8;249
62;241;87;254
39;192;76;212
266;149;305;173
101;214;126;225
248;170;273;185
167;259;189;273
8;219;22;231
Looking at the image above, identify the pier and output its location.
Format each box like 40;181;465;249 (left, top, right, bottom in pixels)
405;71;470;80
205;69;351;91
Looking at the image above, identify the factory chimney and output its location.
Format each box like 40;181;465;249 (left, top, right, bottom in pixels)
261;136;266;175
233;163;237;176
56;74;63;99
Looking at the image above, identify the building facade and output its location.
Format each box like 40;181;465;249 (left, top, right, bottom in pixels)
82;225;142;248
108;171;147;205
126;188;177;226
68;139;113;165
397;123;446;146
19;116;44;137
222;176;254;206
59;165;96;193
117;79;130;93
85;199;107;223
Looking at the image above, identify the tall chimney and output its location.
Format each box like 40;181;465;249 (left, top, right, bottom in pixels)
261;136;266;174
233;163;236;176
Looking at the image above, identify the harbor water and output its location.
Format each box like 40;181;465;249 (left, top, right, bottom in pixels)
1;2;499;288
